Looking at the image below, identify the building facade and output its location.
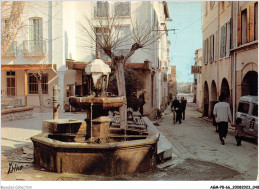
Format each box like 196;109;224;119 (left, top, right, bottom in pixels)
202;1;258;119
1;1;171;117
168;65;177;100
230;1;258;119
192;48;203;112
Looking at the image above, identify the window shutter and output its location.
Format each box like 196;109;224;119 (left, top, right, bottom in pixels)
211;35;213;62
205;38;208;64
208;36;211;63
226;22;230;57
246;8;250;43
237;11;242;46
220;26;223;58
249;5;255;42
223;23;227;57
214;31;218;61
29;19;33;41
207;38;209;63
39;19;43;41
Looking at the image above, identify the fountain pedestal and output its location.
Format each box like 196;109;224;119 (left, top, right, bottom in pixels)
69;96;126;141
85;116;110;139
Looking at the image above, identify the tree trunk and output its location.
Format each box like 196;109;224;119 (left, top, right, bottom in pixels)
115;62;127;129
37;78;44;112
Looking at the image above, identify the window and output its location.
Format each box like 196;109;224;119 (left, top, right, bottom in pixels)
95;27;111;62
114;2;130;16
241;9;247;45
113;26;131;61
28;73;48;94
238;3;258;46
254;2;258;40
95;1;109;17
29;18;43;41
6;71;15;96
203;38;209;64
220;23;227;58
209;34;214;63
29;18;43;55
238;102;250;114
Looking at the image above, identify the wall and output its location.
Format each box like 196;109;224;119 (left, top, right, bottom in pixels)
202;1;232;117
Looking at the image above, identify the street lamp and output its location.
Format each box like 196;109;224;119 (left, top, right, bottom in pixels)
85;52;111;97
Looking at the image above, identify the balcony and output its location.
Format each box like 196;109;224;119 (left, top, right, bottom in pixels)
2;41;17;57
23;40;46;57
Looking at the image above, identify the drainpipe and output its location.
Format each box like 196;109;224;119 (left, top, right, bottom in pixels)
233;52;237;122
230;1;234;122
49;1;57;75
217;2;220;97
53;85;61;119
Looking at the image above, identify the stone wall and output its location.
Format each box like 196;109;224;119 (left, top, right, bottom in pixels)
1;106;33;122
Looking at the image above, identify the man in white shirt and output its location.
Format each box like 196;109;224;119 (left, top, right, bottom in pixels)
213;94;232;145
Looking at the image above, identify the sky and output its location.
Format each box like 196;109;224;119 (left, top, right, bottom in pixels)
167;1;203;83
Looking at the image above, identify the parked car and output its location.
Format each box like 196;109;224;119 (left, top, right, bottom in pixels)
236;96;258;138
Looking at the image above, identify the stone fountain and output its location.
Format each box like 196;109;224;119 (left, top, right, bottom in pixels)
31;55;159;176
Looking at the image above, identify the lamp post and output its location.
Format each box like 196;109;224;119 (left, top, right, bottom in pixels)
85;53;111;97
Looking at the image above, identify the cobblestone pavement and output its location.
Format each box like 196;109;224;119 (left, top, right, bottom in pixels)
1;103;258;181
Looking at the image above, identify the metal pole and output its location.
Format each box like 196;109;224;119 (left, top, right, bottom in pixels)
53;85;61;119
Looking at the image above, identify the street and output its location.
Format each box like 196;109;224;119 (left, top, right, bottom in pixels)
1;99;258;181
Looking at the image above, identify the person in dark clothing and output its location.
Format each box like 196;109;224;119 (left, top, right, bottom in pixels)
181;97;187;120
171;97;182;124
175;102;182;124
139;91;146;116
171;97;179;109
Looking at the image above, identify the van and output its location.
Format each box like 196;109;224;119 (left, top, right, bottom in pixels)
236;96;258;138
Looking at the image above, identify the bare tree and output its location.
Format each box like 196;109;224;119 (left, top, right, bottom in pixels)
29;54;50;112
1;1;25;56
80;2;164;129
2;2;60;112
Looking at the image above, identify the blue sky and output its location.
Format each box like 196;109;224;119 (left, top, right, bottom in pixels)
167;1;202;82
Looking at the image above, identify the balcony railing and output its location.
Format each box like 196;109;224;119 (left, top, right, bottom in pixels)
23;40;46;57
3;41;17;57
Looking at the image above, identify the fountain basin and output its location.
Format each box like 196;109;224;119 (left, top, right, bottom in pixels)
31;130;159;176
69;96;126;109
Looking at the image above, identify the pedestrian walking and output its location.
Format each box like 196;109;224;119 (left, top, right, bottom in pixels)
171;97;179;109
181;97;187;120
231;118;245;146
139;91;146;116
175;102;182;124
171;97;182;124
213;94;232;145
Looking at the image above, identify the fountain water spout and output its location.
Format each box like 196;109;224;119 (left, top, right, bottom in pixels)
53;85;61;119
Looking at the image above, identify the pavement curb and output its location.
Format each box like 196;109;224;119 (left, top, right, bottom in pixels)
143;117;174;162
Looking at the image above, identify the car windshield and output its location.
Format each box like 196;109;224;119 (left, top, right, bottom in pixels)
238;102;250;114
